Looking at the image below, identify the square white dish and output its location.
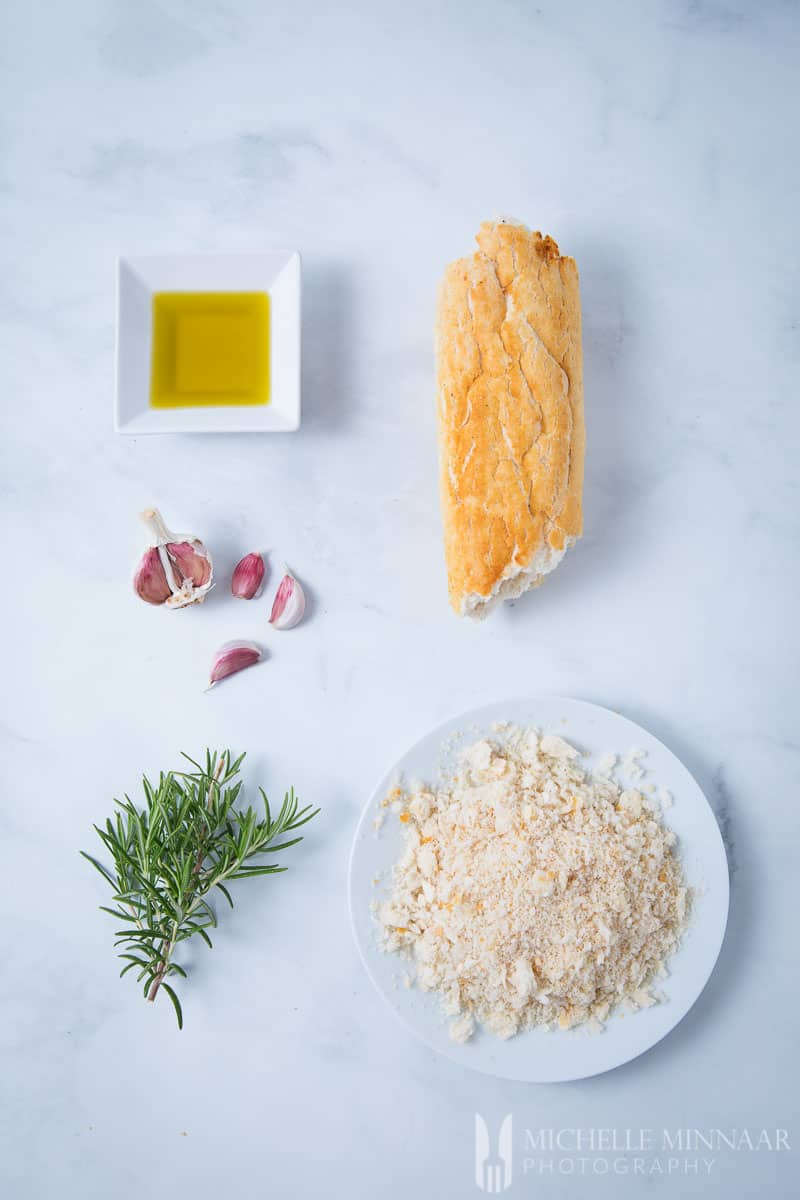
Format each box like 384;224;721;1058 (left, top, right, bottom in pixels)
115;252;301;434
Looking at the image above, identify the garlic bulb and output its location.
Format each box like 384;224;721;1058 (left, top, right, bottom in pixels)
133;508;214;608
269;568;306;630
208;640;262;688
231;552;266;600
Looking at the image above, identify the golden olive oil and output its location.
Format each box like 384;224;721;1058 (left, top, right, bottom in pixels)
150;291;270;409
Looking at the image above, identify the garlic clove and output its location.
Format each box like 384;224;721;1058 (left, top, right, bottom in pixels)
208;640;263;688
168;540;213;589
231;552;266;600
134;508;214;609
134;547;173;605
269;568;306;630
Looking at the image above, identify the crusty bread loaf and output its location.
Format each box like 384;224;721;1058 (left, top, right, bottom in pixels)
435;220;584;618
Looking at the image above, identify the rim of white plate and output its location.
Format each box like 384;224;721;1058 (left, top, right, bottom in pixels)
348;696;730;1082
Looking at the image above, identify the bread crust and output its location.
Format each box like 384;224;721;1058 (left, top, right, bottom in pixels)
436;220;584;617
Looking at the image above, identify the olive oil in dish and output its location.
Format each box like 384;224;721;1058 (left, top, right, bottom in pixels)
150;291;270;409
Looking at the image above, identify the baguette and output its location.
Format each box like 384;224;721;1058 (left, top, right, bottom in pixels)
435;220;584;618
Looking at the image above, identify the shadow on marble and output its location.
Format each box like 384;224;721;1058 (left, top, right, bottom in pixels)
301;262;358;432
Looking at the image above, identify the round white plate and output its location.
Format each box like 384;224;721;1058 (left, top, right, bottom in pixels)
348;697;729;1082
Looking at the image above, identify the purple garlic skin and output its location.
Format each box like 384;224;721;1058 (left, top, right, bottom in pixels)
168;541;213;589
134;547;173;605
133;509;214;608
269;569;306;630
231;552;266;600
208;640;262;688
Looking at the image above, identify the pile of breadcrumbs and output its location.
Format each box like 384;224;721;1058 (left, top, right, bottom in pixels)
377;727;689;1042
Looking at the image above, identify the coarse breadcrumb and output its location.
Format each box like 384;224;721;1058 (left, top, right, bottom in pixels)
377;727;689;1041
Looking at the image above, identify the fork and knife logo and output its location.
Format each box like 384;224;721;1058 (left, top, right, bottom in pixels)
475;1113;513;1192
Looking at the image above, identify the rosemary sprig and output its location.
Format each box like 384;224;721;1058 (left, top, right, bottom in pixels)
81;750;319;1028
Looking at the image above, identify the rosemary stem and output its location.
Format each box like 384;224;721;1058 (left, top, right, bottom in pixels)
147;923;178;1002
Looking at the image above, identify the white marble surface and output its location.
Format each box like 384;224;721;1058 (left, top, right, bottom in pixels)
1;1;798;1196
